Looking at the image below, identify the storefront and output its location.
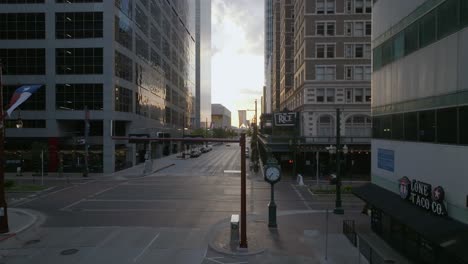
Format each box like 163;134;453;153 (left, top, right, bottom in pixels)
354;183;468;264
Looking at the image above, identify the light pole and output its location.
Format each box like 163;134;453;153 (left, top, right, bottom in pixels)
0;60;9;233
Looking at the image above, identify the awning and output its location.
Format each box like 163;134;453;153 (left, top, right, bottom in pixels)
353;183;468;262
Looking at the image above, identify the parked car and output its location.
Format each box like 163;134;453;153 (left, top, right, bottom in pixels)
190;149;201;158
245;147;250;158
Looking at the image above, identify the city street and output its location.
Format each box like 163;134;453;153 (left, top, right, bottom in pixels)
1;143;367;264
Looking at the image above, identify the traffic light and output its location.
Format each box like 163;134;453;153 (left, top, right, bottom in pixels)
288;160;293;164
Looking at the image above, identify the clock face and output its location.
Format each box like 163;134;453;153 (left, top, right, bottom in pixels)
265;166;280;182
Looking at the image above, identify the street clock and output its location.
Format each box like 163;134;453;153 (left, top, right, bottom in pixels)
264;157;281;184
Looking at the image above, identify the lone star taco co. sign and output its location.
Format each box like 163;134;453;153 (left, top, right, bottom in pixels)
399;177;447;216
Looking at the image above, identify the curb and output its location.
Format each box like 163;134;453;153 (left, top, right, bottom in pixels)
6;208;39;235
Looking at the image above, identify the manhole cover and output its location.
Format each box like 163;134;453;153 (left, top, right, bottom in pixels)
60;249;79;256
24;239;40;245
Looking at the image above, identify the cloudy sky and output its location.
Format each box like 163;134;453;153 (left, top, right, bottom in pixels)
211;0;264;127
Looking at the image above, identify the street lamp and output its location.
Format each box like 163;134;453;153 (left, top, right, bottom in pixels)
327;142;348;215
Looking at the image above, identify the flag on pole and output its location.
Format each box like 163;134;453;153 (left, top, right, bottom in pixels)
6;85;42;116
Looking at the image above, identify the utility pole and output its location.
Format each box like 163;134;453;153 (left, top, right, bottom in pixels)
240;133;247;248
334;108;344;214
0;60;9;233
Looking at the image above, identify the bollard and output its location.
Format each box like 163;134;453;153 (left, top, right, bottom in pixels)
297;174;304;186
230;214;239;243
16;167;22;176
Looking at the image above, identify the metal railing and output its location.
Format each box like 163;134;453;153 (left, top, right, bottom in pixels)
343;220;357;247
258;134;371;145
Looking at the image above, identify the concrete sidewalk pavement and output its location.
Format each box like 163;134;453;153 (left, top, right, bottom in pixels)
208;210;371;264
0;208;41;242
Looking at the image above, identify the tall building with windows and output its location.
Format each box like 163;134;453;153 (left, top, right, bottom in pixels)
0;0;201;173
196;0;211;129
264;0;274;114
279;0;294;110
271;0;281;112
354;1;468;263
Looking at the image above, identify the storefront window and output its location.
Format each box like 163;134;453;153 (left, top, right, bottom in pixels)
390;219;404;251
405;226;420;260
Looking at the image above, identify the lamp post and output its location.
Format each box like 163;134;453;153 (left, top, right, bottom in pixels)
0;60;9;233
331;108;346;214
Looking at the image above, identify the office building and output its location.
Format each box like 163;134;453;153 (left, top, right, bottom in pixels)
238;110;248;128
211;104;231;129
196;0;211;129
0;0;206;173
354;0;468;263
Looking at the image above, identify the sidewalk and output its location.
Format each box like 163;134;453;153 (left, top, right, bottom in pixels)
0;208;39;241
208;210;371;264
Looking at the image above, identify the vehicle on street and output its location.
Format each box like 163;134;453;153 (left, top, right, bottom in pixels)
190;149;201;158
245;147;250;158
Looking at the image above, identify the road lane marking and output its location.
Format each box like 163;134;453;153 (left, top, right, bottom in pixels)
60;185;118;211
12;185;76;206
291;184;311;210
133;232;160;263
223;170;241;174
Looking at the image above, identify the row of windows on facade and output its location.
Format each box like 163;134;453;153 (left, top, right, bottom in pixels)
316;21;371;37
0;0;102;3
314;43;371;59
315;0;372;14
309;87;371;103
314;65;371;81
0;12;103;40
306;114;372;137
373;0;468;71
0;48;103;75
1;83;181;126
373;106;468;145
114;50;191;96
116;0;194;60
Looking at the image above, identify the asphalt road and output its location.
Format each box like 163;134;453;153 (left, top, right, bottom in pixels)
1;143;366;264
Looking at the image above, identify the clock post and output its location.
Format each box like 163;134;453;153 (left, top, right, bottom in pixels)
264;157;281;228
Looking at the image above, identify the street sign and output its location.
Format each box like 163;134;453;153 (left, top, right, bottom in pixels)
274;112;297;126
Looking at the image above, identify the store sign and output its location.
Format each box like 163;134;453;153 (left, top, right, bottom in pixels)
399;177;447;216
274;112;296;126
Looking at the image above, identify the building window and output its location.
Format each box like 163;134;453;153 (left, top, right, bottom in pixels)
365;88;371;102
355;0;363;13
364;66;371;80
56;83;103;110
354;22;364;36
316;44;335;58
365;0;372;13
437;108;457;144
115;0;133;19
365;21;372;36
345;88;353;103
0;49;45;75
115;15;133;51
150;1;161;25
135;33;149;61
115;51;133;81
345;66;353;80
326;88;335;102
56;12;103;39
326;0;335;14
318;115;334;136
0;0;44;2
327;22;335;36
0;13;45;40
404;112;418;141
354;88;363;102
355;44;364;58
150;49;161;69
2;84;45;110
316;0;325;14
460;106;468;144
115;85;132;112
345;44;353;58
354;67;363;80
419;110;435;142
345;0;353;13
345;22;352;36
135;5;148;34
437;0;459;39
316;66;335;80
316;22;335;36
462;0;468;27
56;48;103;75
56;0;102;2
404;22;419;56
150;25;161;49
346;115;371;137
316;88;324;102
419;11;436;48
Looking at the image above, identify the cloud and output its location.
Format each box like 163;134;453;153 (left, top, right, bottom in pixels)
239;88;262;95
